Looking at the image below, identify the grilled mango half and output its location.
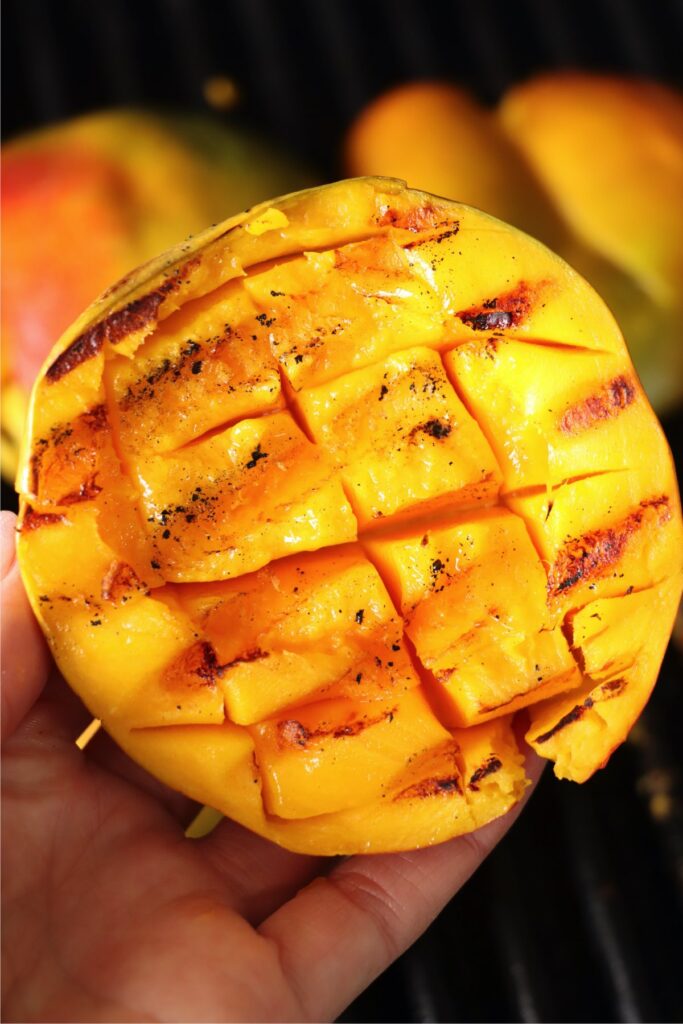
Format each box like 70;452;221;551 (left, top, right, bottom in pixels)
16;178;683;854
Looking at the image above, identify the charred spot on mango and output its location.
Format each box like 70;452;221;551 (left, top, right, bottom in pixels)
534;676;628;744
377;202;445;232
222;647;269;670
277;719;310;748
457;280;545;331
30;403;111;503
21;507;66;531
162;640;224;693
395;775;463;799
46;292;164;382
468;756;503;790
559;375;637;434
548;496;671;598
276;706;397;750
534;699;592;743
46;259;200;383
418;419;452;440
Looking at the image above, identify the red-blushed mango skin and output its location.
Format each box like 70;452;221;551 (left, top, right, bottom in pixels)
345;76;683;413
16;178;683;855
1;109;312;480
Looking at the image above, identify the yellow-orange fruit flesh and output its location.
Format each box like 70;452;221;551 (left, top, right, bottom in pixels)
16;178;683;855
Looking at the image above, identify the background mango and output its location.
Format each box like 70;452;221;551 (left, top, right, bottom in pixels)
346;73;683;414
1;108;312;479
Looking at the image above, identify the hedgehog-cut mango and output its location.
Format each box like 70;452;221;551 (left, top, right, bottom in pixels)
16;178;683;855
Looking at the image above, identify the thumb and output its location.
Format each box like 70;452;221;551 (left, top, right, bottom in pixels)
1;511;50;742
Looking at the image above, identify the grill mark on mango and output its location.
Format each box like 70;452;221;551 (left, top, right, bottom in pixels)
47;292;167;382
21;508;66;531
559;376;636;435
31;404;110;505
547;496;671;598
162;640;224;692
468;756;503;790
46;259;200;382
276;706;397;750
534;677;628;744
222;647;269;670
394;775;462;800
457;281;545;331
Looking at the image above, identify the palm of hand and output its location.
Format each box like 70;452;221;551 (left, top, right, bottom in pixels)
1;512;538;1023
3;678;313;1023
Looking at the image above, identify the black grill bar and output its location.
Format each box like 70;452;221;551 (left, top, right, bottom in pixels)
11;0;67;123
597;0;659;76
76;0;142;105
488;840;551;1023
563;791;657;1023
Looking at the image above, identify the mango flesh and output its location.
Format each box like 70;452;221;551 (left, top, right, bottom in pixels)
345;76;683;413
16;178;683;855
1;109;311;480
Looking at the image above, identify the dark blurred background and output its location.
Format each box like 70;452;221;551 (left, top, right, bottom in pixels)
3;1;682;1021
3;0;683;165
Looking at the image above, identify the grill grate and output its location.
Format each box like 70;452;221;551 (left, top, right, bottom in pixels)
2;2;682;1020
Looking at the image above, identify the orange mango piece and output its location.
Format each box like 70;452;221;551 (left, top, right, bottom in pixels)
369;510;580;726
108;280;284;457
174;548;418;725
269;716;526;854
527;577;681;781
132;411;358;582
252;687;451;819
507;470;683;617
297;347;500;525
243;233;449;390
17;506;220;728
445;337;669;492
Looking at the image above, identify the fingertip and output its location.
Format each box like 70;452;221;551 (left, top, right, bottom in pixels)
0;510;19;579
1;513;51;742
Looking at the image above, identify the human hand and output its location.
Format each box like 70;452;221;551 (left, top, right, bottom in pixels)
1;510;542;1023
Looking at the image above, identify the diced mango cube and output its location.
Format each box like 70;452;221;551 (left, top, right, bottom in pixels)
297;347;501;525
507;470;681;614
133;410;358;582
118;722;267;837
109;279;283;457
244;235;448;390
175;548;418;725
252;688;451;818
368;510;580;725
445;337;670;491
19;509;223;728
527;576;681;781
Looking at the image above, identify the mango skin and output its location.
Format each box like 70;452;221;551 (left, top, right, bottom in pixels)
345;75;683;413
1;108;312;479
15;177;683;854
